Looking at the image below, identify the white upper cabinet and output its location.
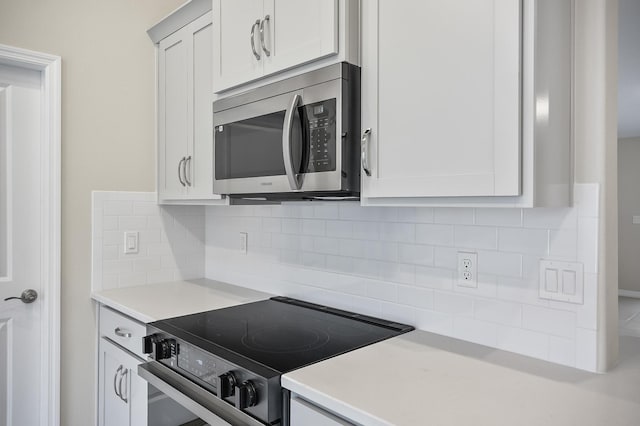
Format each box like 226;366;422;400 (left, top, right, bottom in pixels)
213;0;355;93
212;0;264;90
361;0;573;207
263;0;338;73
152;5;225;204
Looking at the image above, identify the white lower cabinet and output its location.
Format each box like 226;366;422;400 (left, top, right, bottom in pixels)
290;395;354;426
97;305;202;426
98;338;147;426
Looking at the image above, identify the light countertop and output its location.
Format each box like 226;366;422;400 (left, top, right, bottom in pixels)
91;278;272;323
283;331;640;426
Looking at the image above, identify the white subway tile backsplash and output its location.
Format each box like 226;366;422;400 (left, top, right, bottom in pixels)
103;200;133;216
522;305;576;338
380;223;415;243
352;221;380;240
434;208;474;225
366;281;398;302
378;262;415;285
575;328;598;371
92;191;205;292
548;336;576;367
415;266;454;291
454;226;498;250
498;228;548;255
398;286;434;309
301;219;326;236
398;244;434;266
474;208;522;227
523;208;577;230
313;237;340;255
474;299;522;327
326;220;353;238
313;203;340;219
496;326;548;359
414;309;453;336
549;229;578;259
433;292;474;316
452;317;497;347
416;224;454;246
577;217;599;274
93;183;601;372
477;250;521;277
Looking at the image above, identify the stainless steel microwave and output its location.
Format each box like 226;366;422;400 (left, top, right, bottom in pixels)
212;62;360;201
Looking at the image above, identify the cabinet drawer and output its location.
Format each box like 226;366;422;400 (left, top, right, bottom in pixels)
99;305;147;359
290;396;354;426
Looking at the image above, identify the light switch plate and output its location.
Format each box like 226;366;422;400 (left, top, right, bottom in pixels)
539;259;584;304
124;231;139;254
633;216;640;225
239;232;248;254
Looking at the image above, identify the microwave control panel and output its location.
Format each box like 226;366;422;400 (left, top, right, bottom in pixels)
305;99;336;173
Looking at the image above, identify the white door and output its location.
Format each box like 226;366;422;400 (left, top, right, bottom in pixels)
263;0;338;75
361;0;521;199
212;0;265;92
0;64;43;426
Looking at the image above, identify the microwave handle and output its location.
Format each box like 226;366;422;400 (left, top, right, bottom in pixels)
282;93;303;190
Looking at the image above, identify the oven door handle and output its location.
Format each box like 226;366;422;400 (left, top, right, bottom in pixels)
282;93;304;191
138;361;265;426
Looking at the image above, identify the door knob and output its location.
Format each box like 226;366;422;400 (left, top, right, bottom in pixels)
4;289;38;304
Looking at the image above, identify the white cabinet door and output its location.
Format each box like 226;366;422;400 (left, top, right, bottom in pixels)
189;14;221;200
213;0;265;92
98;338;147;426
158;29;189;200
361;0;521;199
263;0;338;75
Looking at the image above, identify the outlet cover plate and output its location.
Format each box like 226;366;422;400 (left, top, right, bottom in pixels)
539;260;584;304
457;251;478;288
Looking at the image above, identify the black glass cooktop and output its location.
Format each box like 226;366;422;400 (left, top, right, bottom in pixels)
151;297;413;376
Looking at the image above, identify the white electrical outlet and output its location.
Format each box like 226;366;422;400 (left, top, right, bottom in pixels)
457;251;478;288
239;232;248;254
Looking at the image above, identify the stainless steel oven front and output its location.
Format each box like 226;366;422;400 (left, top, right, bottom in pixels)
212;62;360;201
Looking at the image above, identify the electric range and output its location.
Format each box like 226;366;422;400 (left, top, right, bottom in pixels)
138;296;413;426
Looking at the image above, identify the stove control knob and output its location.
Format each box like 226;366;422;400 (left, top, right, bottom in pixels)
154;339;176;360
235;380;257;409
142;334;158;355
217;372;237;399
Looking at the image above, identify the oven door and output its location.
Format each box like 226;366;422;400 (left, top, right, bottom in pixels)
139;361;266;426
213;79;344;196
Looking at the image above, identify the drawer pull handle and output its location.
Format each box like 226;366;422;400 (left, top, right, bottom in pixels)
114;327;132;338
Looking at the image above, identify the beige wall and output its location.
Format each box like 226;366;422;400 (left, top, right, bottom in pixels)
619;138;640;292
0;0;184;424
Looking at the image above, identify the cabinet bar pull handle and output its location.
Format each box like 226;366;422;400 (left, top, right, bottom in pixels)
184;156;192;187
114;365;123;397
361;129;372;177
114;327;132;338
250;20;261;60
260;15;271;57
119;368;128;403
178;157;186;187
